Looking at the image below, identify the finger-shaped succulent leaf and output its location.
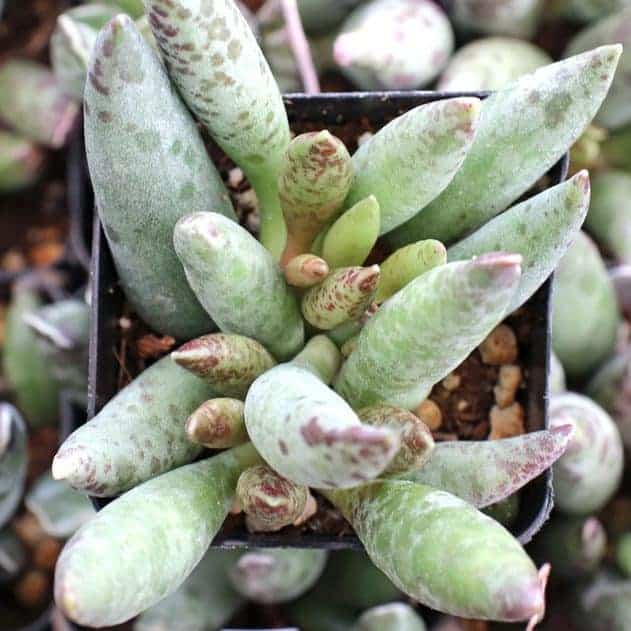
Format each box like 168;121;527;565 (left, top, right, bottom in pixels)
54;443;261;627
399;426;573;508
52;356;217;496
566;8;631;129
143;0;291;257
85;15;234;340
346;98;480;235
0;528;27;583
133;550;244;631
551;392;624;515
552;231;620;379
228;548;328;604
335;253;522;410
174;212;304;360
279;131;353;264
2;284;60;427
51;5;120;100
450;0;543;38
245;364;400;489
585;170;631;262
24;298;90;398
354;602;427;631
438;37;551;91
321;195;380;268
0;404;27;528
290;335;342;385
0;130;45;194
375;239;446;304
530;515;607;579
325;480;547;622
284;253;330;288
302;265;380;331
172;333;276;399
186;398;247;449
25;473;94;539
449;171;591;313
572;573;631;630
0;59;79;148
388;45;622;247
236;464;308;532
586;349;631;449
334;0;454;90
358;405;434;475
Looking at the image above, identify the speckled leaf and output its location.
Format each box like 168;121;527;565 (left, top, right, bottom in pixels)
133;550;244;631
0;130;45;193
325;480;546;622
54;443;261;627
245;340;400;488
387;45;622;248
358;405;434;475
236;464;308;532
346;98;480;235
186;398;247;449
438;36;551;91
566;8;631;129
2;283;60;427
334;254;522;410
228;548;328;604
552;231;620;379
551;392;624;515
530;515;606;579
302;266;380;331
144;0;291;257
284;254;330;288
25;473;94;539
448;171;591;313
85;15;234;340
0;58;79;148
399;426;572;507
172;333;276;399
52;356;218;496
375;239;446;304
585;170;631;262
51;5;120;100
354;602;427;631
334;0;454;90
173;212;304;360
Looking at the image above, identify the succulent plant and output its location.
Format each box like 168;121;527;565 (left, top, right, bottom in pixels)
0;404;27;529
53;6;618;626
0;58;80;149
333;0;454;90
3;282;61;427
354;602;427;631
552;231;620;380
0;130;46;194
585;170;631;263
449;0;543;38
438;37;552;92
530;515;607;579
566;7;631;129
550;392;624;515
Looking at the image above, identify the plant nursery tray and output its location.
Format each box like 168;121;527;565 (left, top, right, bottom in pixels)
85;91;569;550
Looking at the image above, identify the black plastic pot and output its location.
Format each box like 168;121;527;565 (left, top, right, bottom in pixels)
86;91;568;549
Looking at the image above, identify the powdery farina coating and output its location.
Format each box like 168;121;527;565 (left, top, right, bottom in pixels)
84;16;234;339
387;45;621;248
143;0;290;256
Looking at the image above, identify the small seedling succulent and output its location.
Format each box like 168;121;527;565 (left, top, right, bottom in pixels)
50;4;622;627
